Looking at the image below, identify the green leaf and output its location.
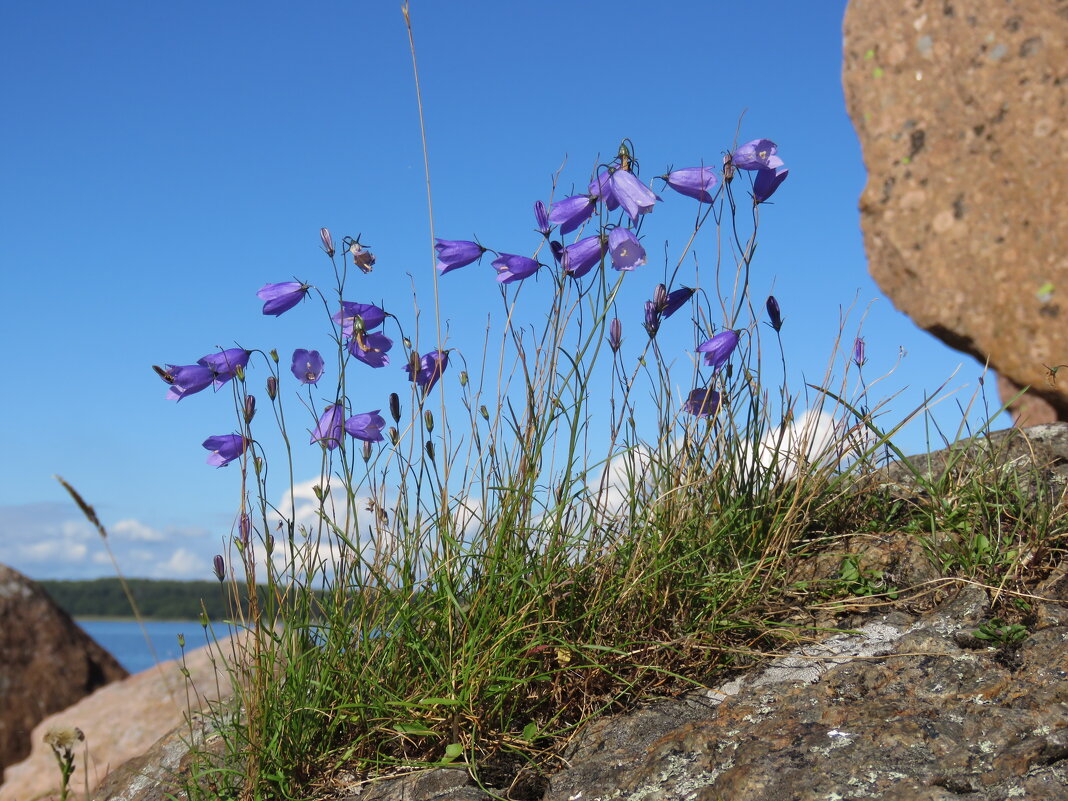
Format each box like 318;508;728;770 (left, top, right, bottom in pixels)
522;722;538;742
444;743;464;761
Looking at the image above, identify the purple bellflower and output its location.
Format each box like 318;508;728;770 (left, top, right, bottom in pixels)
493;253;541;284
563;235;607;279
291;349;324;384
203;434;247;467
766;296;783;332
348;331;392;368
754;167;789;204
609;170;658;223
662;286;695;319
684;387;721;418
608;228;646;271
853;337;866;368
589;170;620;211
333;301;386;337
320;228;335;258
644;301;661;337
548;194;596;235
549;240;564;264
257;282;309;316
534;200;552;237
198;348;250;387
311;404;345;451
697;330;740;371
405;350;449;394
731;139;784;172
345;410;386;443
160;364;214;401
213;554;226;581
435;239;486;275
663;167;719;203
608;318;622;353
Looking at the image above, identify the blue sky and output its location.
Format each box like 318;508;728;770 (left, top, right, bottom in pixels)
0;1;1009;581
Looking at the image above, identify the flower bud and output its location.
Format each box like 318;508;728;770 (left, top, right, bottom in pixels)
234;364;245;382
424;410;434;432
266;534;275;554
389;392;401;423
313;484;325;501
766;296;783;332
362;440;373;462
320;227;335;257
653;283;668;313
425;442;435;461
609;318;622;353
270;349;279;363
722;152;735;183
480;405;490;421
178;633;186;647
254;457;263;476
388;427;399;445
459;370;468;387
408;351;421;378
213;554;225;582
644;301;661;337
244;395;256;424
266;375;278;401
853;337;866;368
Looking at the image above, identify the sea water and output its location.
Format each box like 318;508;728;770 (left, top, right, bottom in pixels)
75;619;216;674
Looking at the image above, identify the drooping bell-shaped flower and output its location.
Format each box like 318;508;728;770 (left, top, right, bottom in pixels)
766;296;783;332
257;282;310;316
311;404;345;451
731;139;784;172
607;228;646;271
697;330;740;371
159;363;214;401
348;331;392;368
562;235;607;278
203;434;248;467
493;253;541;284
589;169;620;211
291;349;324;384
663;167;719;203
548;194;597;235
609;170;658;223
753;167;789;204
684;387;721;418
534;201;552;237
405;350;449;394
198;348;251;387
332;301;386;337
662;286;695;319
435;239;486;275
345;410;386;443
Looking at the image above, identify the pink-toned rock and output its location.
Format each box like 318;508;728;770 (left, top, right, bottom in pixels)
0;565;127;779
0;636;235;801
842;0;1068;424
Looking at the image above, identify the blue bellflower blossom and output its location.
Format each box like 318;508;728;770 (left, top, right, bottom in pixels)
435;239;486;275
697;330;740;371
609;170;658;223
332;301;386;337
493;253;541;284
589;170;620;211
348;331;392;368
291;349;324;384
203;434;247;467
161;364;214;401
853;337;866;368
405;350;449;394
257;282;309;316
754;168;789;204
644;300;661;337
345;410;386;443
311;404;345;450
662;286;695;319
563;235;607;278
732;139;784;172
684;387;721;418
607;228;646;271
198;348;250;387
663;167;719;203
548;195;596;235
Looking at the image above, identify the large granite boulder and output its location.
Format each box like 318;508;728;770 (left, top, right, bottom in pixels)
0;565;127;781
842;0;1068;425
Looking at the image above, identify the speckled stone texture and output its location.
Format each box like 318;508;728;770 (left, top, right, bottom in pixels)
842;0;1068;425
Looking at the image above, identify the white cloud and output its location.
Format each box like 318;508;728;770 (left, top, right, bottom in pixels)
111;518;167;542
153;547;206;579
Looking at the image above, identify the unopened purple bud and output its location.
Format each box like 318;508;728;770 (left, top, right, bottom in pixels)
213;554;225;582
653;283;669;313
608;318;622;353
644;301;661;337
425;441;435;461
320;227;335;257
244;395;256;424
388;427;399;444
534;200;551;237
362;440;373;462
853;337;867;368
266;375;278;401
389;392;401;423
239;513;251;546
766;296;783;332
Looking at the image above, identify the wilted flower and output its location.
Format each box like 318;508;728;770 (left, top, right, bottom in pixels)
349;242;375;273
534;200;552;236
766;296;783;332
607;228;646;271
198;348;250;387
731;139;784;172
853;337;866;368
320;228;335;258
405;350;449;394
662;286;695;319
345;410;386;443
608;318;622;352
493;253;541;284
663;167;718;203
347;331;392;368
644;300;661;337
697;330;740;371
589;169;620;211
333;301;386;337
684;387;721;418
213;554;225;582
257;282;309;316
202;434;247;467
311;404;345;450
435;239;486;275
609;170;658;223
548;194;596;235
753;167;789;204
291;349;324;384
158;364;214;401
562;235;607;278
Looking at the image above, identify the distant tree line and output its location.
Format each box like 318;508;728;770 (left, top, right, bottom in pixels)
38;578;266;620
